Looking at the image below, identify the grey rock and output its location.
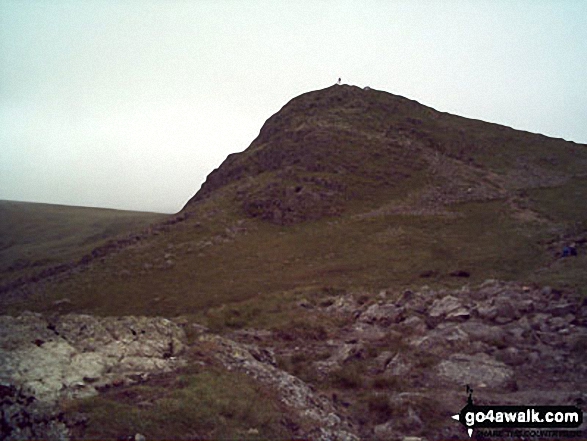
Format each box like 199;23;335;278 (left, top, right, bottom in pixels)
0;313;187;404
359;303;403;326
398;316;428;335
372;351;395;373
460;320;507;347
0;385;70;441
547;303;575;317
436;353;515;389
332;343;367;364
428;295;464;318
493;297;520;324
496;347;527;366
476;304;498;321
530;313;552;331
384;352;412;376
348;322;388;341
410;323;469;355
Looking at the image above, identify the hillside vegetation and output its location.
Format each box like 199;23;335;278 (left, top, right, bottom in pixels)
1;85;586;440
3;84;584;316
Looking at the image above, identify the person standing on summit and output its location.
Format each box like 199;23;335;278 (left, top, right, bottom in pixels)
337;78;341;85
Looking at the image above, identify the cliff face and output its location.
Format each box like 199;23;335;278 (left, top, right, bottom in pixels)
184;85;586;225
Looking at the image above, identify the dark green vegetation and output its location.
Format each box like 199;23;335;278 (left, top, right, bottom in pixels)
1;85;586;439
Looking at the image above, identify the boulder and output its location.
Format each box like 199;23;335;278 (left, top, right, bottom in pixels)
436;353;515;389
492;297;521;324
428;295;467;320
359;303;403;326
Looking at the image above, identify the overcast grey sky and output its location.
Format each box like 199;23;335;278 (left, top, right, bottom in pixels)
1;1;586;214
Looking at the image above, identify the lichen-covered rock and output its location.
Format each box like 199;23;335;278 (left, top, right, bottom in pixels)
0;313;187;404
0;313;188;440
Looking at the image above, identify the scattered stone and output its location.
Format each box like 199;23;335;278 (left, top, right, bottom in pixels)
3;280;585;440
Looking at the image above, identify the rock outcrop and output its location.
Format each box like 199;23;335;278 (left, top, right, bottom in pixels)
0;313;186;440
2;280;585;440
228;280;587;440
195;333;359;441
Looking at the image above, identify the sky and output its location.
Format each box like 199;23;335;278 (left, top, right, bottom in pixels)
1;1;586;214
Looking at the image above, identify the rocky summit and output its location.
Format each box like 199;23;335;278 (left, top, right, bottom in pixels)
184;85;587;225
0;85;586;440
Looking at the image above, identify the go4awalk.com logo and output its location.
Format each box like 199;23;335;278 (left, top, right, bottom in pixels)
451;386;583;438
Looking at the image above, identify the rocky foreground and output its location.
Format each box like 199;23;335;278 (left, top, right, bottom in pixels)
1;280;586;440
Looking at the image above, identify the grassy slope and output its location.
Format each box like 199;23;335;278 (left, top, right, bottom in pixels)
11;176;584;318
0;200;166;283
66;366;291;440
4;86;586;317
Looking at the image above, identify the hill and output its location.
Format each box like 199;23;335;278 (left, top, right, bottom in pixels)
1;85;586;440
2;85;586;315
187;84;586;224
0;200;165;293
